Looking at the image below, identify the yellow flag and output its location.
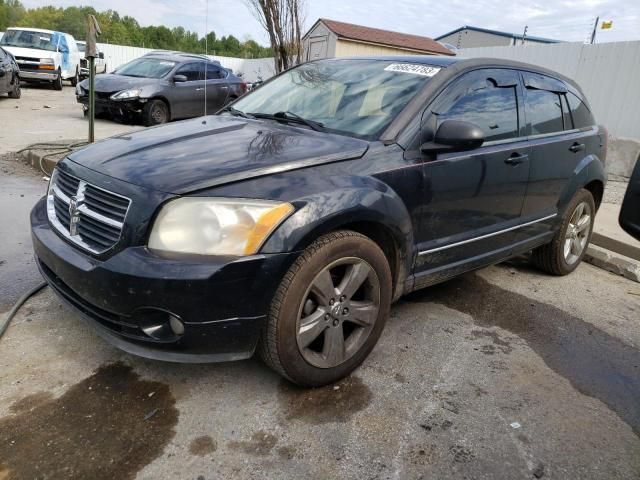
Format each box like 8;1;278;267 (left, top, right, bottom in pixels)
601;20;613;29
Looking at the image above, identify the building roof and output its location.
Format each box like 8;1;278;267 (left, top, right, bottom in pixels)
312;18;455;56
434;25;561;44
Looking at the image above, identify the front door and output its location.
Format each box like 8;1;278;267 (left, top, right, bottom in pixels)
413;68;530;283
171;61;205;119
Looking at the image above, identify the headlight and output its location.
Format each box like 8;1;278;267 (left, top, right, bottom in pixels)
110;89;141;101
148;198;294;256
40;58;54;64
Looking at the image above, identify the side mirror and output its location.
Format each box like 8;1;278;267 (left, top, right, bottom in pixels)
98;52;104;59
173;74;188;83
421;120;485;153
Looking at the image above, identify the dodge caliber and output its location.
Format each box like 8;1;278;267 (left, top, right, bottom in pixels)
32;56;606;386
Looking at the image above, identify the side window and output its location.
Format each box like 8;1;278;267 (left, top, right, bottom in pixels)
0;48;5;60
206;65;226;80
432;71;520;142
567;92;594;129
176;62;204;81
525;89;563;135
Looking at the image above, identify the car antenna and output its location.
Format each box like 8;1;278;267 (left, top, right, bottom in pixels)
202;0;209;123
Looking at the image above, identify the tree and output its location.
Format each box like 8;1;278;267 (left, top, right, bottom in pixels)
245;0;305;72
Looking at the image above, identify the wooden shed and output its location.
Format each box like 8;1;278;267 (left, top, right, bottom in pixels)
302;18;454;61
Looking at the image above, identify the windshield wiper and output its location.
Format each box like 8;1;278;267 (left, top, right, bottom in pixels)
249;111;325;131
219;105;255;119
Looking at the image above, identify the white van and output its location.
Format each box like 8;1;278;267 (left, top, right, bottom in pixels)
0;27;80;90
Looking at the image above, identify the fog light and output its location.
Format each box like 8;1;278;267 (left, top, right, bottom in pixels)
134;309;185;341
169;315;185;335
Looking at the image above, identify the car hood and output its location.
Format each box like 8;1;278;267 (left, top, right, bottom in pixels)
2;46;57;59
79;73;161;92
67;116;369;194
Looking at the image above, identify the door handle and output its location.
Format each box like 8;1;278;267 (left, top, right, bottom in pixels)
504;153;528;166
569;142;585;153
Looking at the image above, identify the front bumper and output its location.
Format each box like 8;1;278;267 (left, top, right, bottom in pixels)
31;198;297;362
77;94;146;116
20;70;58;81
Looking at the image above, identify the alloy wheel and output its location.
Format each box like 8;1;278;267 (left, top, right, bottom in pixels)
296;257;380;369
564;201;592;265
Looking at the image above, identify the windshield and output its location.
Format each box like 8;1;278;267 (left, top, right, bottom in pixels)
232;59;440;139
0;29;57;52
115;58;176;79
77;42;85;53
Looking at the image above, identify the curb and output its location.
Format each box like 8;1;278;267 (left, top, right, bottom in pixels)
584;244;640;283
591;232;640;262
18;139;85;175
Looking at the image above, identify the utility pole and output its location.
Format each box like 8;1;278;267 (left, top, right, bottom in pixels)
86;15;102;143
590;16;599;44
521;25;528;45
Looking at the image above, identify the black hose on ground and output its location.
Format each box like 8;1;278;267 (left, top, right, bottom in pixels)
0;282;48;339
15;141;89;176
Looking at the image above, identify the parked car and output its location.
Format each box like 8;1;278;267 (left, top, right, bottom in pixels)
75;51;247;126
0;27;80;89
0;46;20;98
32;56;606;386
619;160;639;241
76;40;107;79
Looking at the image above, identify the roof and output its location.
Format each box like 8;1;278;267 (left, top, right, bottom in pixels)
311;18;455;56
434;25;561;44
7;27;57;35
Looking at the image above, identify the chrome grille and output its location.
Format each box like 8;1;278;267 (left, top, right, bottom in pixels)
47;169;131;254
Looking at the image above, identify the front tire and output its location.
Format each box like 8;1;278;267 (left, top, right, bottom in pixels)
532;188;595;275
8;78;20;98
142;99;169;126
259;230;392;387
52;69;63;90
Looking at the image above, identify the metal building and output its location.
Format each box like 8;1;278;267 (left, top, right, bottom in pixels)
435;26;561;49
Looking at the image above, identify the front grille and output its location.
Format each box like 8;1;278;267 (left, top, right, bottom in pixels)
96;91;117;100
15;56;39;62
47;169;131;254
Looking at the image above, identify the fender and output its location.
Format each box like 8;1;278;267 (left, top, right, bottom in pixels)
557;153;605;214
261;176;415;299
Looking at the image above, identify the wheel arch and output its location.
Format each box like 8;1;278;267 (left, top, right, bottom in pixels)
148;96;172;121
261;185;414;302
557;154;606;214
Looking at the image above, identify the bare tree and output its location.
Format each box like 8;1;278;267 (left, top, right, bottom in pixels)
245;0;306;73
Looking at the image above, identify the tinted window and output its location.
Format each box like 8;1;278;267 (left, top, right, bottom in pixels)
176;62;204;81
434;74;519;142
567;92;594;128
525;89;563;135
206;65;226;80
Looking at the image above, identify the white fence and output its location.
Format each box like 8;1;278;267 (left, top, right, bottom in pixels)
97;42;276;82
459;41;640;141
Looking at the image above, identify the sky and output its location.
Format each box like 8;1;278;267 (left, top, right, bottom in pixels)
20;0;640;45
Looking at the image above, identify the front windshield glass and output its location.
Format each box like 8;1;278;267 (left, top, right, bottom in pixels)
115;58;176;78
77;43;85;53
232;59;440;139
0;29;57;52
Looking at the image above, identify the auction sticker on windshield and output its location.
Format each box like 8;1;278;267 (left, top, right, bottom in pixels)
384;63;441;77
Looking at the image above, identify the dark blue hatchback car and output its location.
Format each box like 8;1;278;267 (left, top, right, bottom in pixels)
32;55;606;386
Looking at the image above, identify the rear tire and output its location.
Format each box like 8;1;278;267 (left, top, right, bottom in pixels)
142;99;169;126
70;68;79;87
259;230;392;387
531;188;595;275
8;78;20;99
53;70;63;91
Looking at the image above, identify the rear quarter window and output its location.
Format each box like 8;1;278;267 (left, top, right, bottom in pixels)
567;92;595;128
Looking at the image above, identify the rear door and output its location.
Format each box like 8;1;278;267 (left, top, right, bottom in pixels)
0;48;10;93
171;61;205;119
516;72;598;240
414;68;530;280
204;63;230;112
